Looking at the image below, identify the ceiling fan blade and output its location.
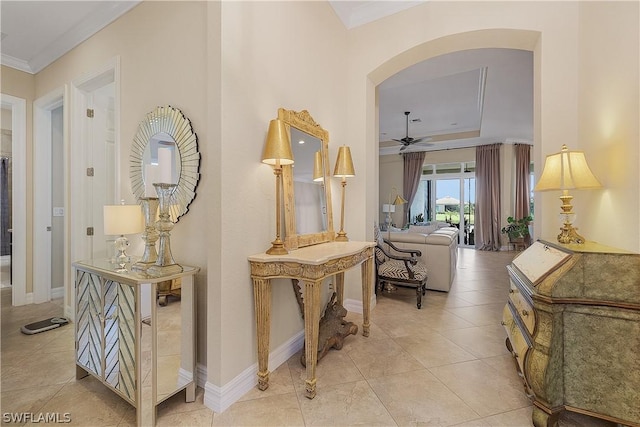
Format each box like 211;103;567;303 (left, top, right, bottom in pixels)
410;137;428;144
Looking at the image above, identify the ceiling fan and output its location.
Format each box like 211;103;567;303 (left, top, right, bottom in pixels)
393;111;431;151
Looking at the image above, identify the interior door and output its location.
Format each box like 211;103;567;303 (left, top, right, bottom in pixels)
86;83;116;260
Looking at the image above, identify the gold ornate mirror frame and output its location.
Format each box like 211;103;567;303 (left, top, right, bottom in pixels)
130;105;200;222
279;108;334;250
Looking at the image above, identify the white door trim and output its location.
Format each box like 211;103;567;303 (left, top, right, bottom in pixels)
1;94;27;306
33;87;65;304
67;57;120;320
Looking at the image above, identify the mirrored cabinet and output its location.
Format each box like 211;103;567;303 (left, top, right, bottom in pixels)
73;259;199;426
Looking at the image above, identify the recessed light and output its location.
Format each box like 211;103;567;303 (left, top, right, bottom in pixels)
298;140;305;144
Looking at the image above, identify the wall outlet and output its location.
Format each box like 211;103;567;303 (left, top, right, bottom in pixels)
53;207;64;217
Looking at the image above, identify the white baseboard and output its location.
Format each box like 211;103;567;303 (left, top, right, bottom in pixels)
343;295;376;314
64;305;74;322
203;330;304;413
51;286;64;300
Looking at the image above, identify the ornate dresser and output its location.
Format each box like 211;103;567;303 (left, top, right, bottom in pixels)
502;240;640;427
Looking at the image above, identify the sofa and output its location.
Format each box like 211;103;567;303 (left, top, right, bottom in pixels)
385;223;459;292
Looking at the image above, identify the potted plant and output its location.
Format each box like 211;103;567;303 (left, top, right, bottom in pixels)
501;215;533;243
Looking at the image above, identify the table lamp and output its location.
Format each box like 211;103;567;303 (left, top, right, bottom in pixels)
534;144;602;244
333;145;355;242
382;204;395;228
104;202;144;272
262;119;294;255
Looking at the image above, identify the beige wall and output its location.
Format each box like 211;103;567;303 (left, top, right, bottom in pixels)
577;2;639;250
1;66;35;292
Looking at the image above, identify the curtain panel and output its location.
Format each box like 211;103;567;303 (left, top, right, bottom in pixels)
514;144;531;219
402;152;426;227
475;144;502;251
515;144;532;245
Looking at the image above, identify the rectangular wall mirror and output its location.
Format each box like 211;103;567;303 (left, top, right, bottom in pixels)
279;108;334;250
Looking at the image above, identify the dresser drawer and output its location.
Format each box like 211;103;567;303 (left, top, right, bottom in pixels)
508;280;536;336
502;302;532;380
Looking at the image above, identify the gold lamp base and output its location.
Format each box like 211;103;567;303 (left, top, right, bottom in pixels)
335;232;348;242
266;239;288;255
558;223;585;244
556;191;585;244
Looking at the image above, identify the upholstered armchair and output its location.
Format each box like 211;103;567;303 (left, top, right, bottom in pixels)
374;224;428;309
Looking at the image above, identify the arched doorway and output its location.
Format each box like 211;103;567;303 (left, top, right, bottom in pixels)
366;29;541;240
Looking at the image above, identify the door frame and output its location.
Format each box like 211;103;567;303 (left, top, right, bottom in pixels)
66;57;120;320
33;87;66;304
1;94;27;306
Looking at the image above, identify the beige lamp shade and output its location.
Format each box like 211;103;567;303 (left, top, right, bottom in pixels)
313;151;324;182
534;144;602;191
333;145;355;178
103;204;144;235
262;119;294;166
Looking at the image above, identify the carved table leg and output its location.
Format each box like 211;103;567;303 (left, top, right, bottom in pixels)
253;278;271;390
335;272;345;306
361;257;373;337
303;279;322;399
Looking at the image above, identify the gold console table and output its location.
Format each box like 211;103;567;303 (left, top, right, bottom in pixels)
248;241;375;399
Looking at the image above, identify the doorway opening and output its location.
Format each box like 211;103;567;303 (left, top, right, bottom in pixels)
34;88;65;304
1;94;26;306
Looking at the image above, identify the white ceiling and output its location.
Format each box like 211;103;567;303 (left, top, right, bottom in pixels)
0;1;140;74
0;1;532;154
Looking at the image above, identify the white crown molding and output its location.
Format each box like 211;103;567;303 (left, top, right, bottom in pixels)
1;54;33;74
25;1;140;74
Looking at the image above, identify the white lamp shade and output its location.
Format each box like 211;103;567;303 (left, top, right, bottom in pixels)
382;204;395;213
103;205;144;235
534;144;602;191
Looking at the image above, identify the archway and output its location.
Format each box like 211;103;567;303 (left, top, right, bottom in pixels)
365;29;542;240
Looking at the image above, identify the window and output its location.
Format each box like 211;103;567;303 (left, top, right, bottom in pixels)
410;161;476;247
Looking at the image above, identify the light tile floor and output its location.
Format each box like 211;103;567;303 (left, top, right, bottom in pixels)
1;248;540;426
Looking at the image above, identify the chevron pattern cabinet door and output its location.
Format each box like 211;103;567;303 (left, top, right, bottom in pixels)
76;271;103;377
117;283;136;400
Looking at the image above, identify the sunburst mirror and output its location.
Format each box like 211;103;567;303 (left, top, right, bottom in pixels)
130;105;200;222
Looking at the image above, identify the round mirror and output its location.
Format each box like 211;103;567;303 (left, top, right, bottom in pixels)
130;106;200;222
